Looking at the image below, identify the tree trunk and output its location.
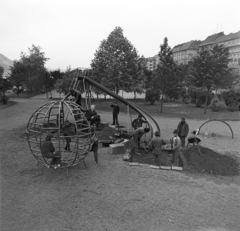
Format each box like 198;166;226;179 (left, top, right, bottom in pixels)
204;94;208;114
49;90;52;98
134;92;136;100
160;94;163;113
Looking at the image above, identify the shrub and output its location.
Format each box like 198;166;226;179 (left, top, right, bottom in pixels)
210;95;227;112
188;87;213;107
0;93;9;104
222;90;240;111
182;93;191;104
145;89;160;105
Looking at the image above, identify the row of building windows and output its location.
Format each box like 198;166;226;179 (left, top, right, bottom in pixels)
225;39;240;46
229;46;240;53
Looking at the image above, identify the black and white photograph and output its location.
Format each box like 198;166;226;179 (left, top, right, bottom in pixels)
1;0;240;230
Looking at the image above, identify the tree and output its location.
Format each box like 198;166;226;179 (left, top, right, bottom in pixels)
20;45;49;96
188;44;236;114
9;60;26;96
91;27;143;94
54;66;74;95
0;65;11;104
0;65;3;78
145;86;160;105
153;37;180;112
47;69;64;97
132;56;147;99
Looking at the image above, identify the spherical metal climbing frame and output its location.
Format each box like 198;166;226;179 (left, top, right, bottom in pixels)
26;100;94;168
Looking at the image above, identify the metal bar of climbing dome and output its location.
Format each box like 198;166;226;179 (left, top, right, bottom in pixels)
198;119;234;139
75;74;160;138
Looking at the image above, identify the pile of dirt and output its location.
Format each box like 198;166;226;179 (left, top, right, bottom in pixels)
183;146;239;176
97;126;116;140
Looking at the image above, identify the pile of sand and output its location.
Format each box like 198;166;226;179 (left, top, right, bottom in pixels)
183;146;239;176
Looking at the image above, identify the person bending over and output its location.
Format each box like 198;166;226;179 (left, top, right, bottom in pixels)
133;127;150;155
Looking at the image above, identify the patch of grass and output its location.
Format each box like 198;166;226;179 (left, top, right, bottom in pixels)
5;91;43;99
91;99;240;121
0;101;18;109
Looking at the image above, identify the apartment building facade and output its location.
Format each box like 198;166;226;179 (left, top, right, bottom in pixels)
146;31;240;74
146;54;159;71
214;31;240;75
172;40;201;65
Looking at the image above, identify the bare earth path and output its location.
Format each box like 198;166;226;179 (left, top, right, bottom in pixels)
0;97;240;231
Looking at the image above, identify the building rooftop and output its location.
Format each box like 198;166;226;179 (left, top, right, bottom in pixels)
214;31;240;43
199;32;224;46
172;40;201;52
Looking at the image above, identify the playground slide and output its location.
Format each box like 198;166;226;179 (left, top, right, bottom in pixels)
78;76;160;138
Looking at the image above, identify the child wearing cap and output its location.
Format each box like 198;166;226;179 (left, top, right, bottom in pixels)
148;130;163;166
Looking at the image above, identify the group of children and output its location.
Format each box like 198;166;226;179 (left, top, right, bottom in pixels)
131;116;190;167
40;105;101;169
40;99;190;169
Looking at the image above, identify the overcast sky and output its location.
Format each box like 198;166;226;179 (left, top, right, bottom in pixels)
1;0;240;71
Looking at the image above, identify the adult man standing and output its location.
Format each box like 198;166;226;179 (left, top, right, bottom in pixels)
148;131;163;166
110;101;120;126
176;117;189;148
132;127;150;155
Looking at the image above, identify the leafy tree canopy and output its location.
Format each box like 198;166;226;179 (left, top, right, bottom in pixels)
151;37;181;112
188;44;236;113
91;27;143;94
20;45;49;93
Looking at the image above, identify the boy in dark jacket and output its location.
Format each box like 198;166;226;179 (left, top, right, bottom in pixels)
62;120;75;151
132;115;147;130
110;101;120;126
85;105;101;127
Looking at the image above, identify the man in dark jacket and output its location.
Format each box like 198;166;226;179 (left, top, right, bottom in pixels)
132;115;147;130
176;117;189;148
110;101;120;126
85;105;101;127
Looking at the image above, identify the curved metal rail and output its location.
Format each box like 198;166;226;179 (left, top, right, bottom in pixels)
198;119;234;139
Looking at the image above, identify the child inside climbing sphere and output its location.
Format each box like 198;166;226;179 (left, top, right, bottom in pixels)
41;133;61;169
85;105;101;128
62;120;74;151
91;136;99;164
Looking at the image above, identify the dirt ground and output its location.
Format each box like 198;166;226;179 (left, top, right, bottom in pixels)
0;97;240;231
